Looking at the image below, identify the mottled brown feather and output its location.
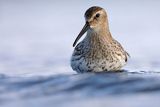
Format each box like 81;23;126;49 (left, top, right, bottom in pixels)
71;6;130;73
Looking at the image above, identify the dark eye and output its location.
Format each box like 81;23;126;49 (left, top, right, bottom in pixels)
96;13;100;18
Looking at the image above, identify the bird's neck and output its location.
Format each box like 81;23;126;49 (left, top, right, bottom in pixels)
85;26;113;45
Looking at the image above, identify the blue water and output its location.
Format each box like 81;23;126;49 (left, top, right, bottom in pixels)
0;71;160;107
1;0;160;107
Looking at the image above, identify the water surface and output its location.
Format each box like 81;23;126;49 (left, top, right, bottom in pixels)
0;72;160;107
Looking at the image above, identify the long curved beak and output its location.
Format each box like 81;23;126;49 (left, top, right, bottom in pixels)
73;22;90;47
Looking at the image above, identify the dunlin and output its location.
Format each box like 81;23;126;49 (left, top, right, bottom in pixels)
71;6;130;73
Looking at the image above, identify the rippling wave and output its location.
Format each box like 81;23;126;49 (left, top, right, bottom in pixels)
1;71;160;107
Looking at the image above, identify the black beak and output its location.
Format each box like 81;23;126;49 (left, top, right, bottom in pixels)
73;22;90;47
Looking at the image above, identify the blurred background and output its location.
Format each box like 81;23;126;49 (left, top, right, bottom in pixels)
0;0;160;76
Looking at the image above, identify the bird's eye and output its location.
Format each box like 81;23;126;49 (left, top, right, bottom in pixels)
96;13;100;18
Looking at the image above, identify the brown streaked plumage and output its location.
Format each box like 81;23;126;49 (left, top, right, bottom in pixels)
71;6;130;73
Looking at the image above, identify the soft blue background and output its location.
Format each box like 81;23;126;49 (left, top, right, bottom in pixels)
0;0;160;75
